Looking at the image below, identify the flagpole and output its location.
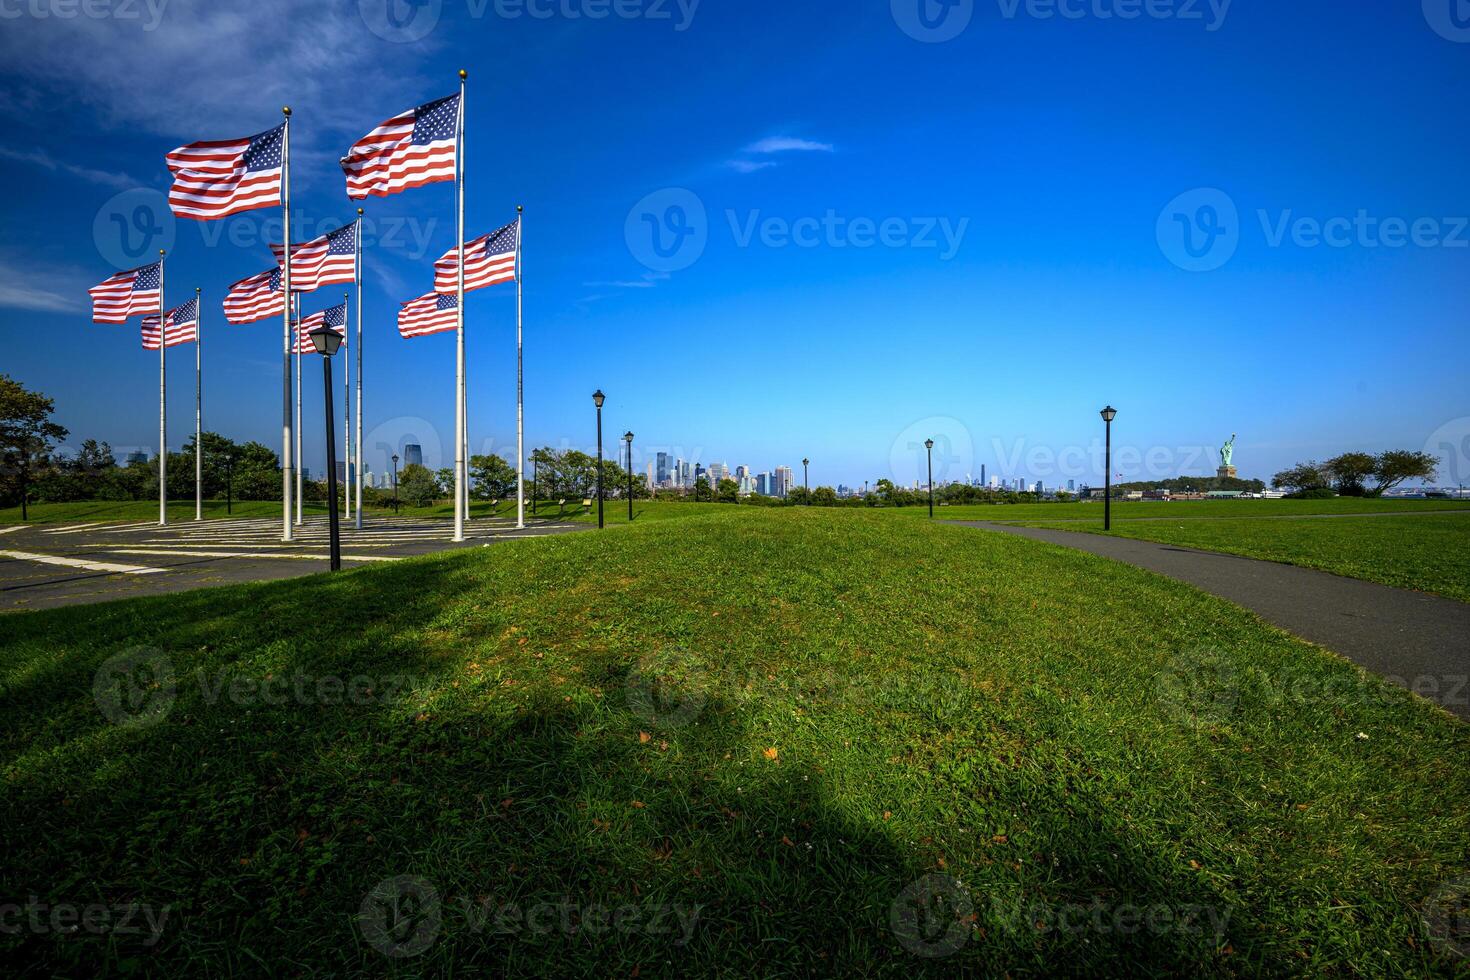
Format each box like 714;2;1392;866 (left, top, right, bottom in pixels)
516;204;525;529
195;285;202;521
454;68;467;542
158;248;167;527
343;290;351;522
295;292;303;526
281;106;294;542
355;207;364;529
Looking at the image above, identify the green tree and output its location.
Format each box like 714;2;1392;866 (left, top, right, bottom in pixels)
1271;461;1330;494
785;485;811;506
810;485;838;506
0;374;68;519
398;463;440;507
716;477;739;503
1324;452;1376;496
470;454;518;500
1371;450;1439;496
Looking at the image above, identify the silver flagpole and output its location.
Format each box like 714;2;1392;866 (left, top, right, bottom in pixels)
453;68;467;542
158;249;167;526
355;207;364;528
195;286;202;521
295;292;303;526
343;290;351;521
515;205;524;529
281;106;294;542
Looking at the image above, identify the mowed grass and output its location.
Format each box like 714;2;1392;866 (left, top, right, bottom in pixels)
894;497;1469;523
2;509;1468;975
1011;514;1470;603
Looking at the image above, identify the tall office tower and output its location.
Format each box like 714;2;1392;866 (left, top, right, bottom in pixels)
709;462;728;485
682;461;693;487
774;466;794;498
646;462;656;490
1067;479;1075;491
756;473;770;496
734;465;749;481
337;461;348;483
656;452;671;486
981;463;986;486
694;464;705;487
363;469;375;489
404;444;423;467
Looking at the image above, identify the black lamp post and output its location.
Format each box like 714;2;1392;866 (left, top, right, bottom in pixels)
593;390;605;529
802;458;810;501
531;453;538;516
1100;405;1117;531
391;453;399;514
309;324;344;571
624;431;634;521
925;438;935;518
225;453;235;515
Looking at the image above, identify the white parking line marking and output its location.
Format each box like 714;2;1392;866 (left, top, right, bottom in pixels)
109;548;399;563
0;549;166;575
42;521;111;533
0;526;22;536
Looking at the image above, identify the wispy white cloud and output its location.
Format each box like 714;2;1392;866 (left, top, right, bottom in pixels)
0;257;85;313
744;137;835;155
727;159;777;174
0;147;136;190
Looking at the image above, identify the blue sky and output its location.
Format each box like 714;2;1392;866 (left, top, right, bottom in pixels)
2;0;1467;489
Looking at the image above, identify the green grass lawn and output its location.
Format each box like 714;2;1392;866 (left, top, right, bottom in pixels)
1013;513;1470;604
2;509;1467;975
894;497;1469;523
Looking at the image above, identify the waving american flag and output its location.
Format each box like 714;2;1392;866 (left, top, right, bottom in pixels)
89;261;162;324
271;221;357;293
223;267;285;324
295;302;348;354
166;123;285;220
141;297;199;350
340;93;459;200
398;292;458;338
435;218;519;294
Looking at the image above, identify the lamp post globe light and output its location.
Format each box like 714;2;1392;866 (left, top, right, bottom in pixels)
592;390;605;529
1099;405;1117;531
391;453;399;514
925;438;935;518
624;431;634;521
308;325;344;571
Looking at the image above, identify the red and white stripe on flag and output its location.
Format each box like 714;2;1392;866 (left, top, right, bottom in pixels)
222;267;285;325
398;291;458;338
88;261;161;324
141;297;199;350
294;303;348;354
340;93;459;201
434;218;519;294
165;123;284;220
270;222;358;294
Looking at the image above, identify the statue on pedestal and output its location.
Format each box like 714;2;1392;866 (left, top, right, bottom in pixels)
1218;434;1237;479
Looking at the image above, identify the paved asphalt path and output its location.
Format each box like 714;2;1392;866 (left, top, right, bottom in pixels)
949;521;1470;721
0;515;586;613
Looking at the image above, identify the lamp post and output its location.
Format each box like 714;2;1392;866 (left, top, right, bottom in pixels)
802;458;809;501
309;324;344;571
925;439;935;518
593;390;605;529
1100;405;1117;531
624;431;634;521
225;452;234;515
531;453;538;516
391;454;399;514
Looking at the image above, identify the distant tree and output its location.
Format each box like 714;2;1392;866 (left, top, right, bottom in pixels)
398;463;440;507
0;374;68;519
810;486;838;507
1323;452;1377;496
716;477;739;503
470;454;518;500
874;478;899;507
785;485;811;506
1369;450;1439;496
1271;461;1330;494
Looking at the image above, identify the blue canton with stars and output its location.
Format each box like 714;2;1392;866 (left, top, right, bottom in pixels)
412;94;460;145
242;123;285;173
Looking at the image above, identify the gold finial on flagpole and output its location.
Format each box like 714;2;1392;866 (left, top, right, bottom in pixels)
357;207;364;217
459;69;467;80
196;287;200;295
517;204;523;214
282;106;291;117
160;248;166;257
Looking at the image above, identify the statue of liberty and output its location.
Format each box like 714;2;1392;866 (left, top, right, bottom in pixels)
1220;434;1236;469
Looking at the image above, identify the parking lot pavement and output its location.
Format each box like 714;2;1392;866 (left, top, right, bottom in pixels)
0;515;586;613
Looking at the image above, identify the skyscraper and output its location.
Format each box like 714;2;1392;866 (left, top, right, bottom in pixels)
774;466;794;498
656;452;671;486
404;444;423;467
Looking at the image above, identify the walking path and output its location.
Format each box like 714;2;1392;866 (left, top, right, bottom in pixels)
948;521;1470;721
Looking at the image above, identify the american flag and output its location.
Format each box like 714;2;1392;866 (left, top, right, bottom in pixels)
165;123;285;220
141;296;199;349
340;93;459;200
398;291;458;338
435;218;519;294
295;302;348;354
270;221;357;293
223;267;285;324
89;261;162;324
